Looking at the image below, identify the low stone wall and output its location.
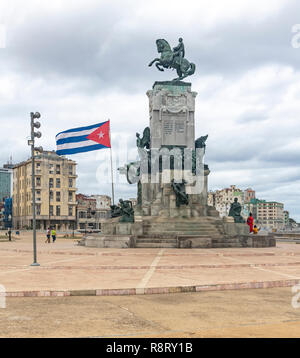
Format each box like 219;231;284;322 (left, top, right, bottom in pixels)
223;222;249;236
178;237;212;248
250;235;276;248
85;235;134;248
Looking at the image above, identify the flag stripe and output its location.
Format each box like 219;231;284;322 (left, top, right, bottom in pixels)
56;143;107;156
56;128;95;141
56;134;90;145
57;139;101;151
55;121;107;137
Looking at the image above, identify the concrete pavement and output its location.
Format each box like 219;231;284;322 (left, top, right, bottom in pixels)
1;288;300;338
0;231;300;296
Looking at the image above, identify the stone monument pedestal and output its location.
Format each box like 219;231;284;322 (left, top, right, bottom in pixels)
81;81;275;249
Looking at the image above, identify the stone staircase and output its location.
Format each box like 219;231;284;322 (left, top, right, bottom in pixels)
135;217;227;248
135;236;178;248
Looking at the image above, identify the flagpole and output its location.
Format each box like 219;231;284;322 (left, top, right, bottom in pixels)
108;120;115;205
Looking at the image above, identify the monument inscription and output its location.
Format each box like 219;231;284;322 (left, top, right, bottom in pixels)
162;113;187;146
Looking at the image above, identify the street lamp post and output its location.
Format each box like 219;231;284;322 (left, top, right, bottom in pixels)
28;112;42;267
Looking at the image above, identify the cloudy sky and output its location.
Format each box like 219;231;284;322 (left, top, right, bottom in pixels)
1;0;300;220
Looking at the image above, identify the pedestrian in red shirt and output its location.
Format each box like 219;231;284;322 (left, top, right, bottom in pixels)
247;213;254;233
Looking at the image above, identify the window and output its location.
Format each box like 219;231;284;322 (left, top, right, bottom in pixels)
68;191;73;202
49;178;53;189
79;211;86;219
56;165;60;174
49;205;53;216
36;177;41;186
36;204;41;215
56;205;60;216
68;178;73;188
56;178;61;188
49;164;54;174
68;206;73;216
68;165;73;175
49;191;53;201
56;191;61;202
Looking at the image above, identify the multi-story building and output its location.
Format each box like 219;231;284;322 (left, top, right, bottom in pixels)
207;191;214;207
128;197;138;207
244;199;284;231
76;194;111;232
0;167;12;202
244;188;255;203
209;185;244;217
257;201;284;231
90;195;111;210
243;198;260;221
284;210;290;228
0;201;4;229
13;150;77;231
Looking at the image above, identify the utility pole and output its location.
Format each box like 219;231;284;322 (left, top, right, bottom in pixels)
28;112;42;267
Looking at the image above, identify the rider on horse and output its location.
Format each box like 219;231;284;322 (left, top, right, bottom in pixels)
172;38;185;67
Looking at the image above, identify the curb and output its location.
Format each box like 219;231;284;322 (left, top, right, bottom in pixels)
4;278;300;298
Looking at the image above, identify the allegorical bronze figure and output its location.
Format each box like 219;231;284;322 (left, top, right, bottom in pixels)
228;198;245;223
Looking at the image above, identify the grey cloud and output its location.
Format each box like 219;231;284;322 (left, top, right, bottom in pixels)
3;0;300;94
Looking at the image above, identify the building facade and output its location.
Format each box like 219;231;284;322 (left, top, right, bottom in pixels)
283;210;290;228
244;188;256;203
209;185;245;218
128;197;138;207
76;194;111;232
0;167;12;202
257;201;284;231
244;199;285;231
13;151;77;231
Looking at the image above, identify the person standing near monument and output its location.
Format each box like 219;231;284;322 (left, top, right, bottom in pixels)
247;213;254;233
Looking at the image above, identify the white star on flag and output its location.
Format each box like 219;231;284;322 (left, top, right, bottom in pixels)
98;131;104;139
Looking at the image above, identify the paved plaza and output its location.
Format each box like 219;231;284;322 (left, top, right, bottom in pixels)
1;288;300;338
0;232;300;296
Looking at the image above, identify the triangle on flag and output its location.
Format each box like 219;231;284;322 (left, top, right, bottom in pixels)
86;120;111;148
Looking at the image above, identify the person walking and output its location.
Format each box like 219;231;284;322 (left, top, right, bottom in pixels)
247;213;254;233
45;227;51;243
51;227;56;243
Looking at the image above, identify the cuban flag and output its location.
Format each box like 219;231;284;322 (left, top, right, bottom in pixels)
56;120;111;155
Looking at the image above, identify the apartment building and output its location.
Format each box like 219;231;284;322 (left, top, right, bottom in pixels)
257;201;284;231
0;167;12;202
244;188;256;203
76;194;111;232
244;199;284;231
209;185;244;217
13;150;77;230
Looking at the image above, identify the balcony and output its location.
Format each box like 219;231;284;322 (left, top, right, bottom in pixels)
68;173;78;178
68;187;77;191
